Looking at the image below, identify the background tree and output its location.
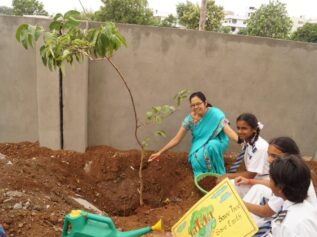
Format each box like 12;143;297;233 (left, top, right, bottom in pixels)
0;6;13;15
237;28;248;35
12;0;48;16
199;0;207;31
219;26;231;34
246;0;292;39
95;0;159;25
176;0;224;31
159;14;177;27
291;23;317;43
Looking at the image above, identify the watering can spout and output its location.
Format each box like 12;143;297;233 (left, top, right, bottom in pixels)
119;219;163;237
152;219;163;231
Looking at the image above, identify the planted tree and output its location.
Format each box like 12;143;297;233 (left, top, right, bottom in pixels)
16;11;188;205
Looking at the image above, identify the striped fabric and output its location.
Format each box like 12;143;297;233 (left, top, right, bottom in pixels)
228;144;247;173
253;206;286;237
253;220;272;237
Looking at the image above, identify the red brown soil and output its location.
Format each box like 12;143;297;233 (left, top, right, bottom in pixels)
198;176;218;193
0;142;316;237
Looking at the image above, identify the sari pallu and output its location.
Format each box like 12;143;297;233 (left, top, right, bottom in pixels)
183;107;229;177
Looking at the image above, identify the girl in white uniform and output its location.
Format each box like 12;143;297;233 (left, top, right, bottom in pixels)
268;155;317;237
226;113;270;197
237;137;317;229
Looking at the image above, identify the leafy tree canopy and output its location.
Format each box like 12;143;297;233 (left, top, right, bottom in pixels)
16;10;127;71
12;0;48;16
292;23;317;43
246;0;292;39
160;14;177;27
0;6;14;15
176;0;224;31
95;0;158;25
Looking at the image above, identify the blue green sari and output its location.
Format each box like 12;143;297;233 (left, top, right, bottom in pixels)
182;107;229;177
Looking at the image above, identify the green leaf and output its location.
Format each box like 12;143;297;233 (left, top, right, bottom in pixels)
146;112;153;120
155;116;162;124
152;106;161;113
53;13;63;21
21;38;28;49
49;21;61;31
62;49;71;59
141;137;150;148
34;26;42;40
161;105;174;115
27;34;33;48
16;24;28;42
64;10;80;19
155;130;166;137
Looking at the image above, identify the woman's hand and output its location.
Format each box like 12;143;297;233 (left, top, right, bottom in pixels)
148;152;162;162
234;176;251;186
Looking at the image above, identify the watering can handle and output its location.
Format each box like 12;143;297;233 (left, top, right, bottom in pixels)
62;219;70;236
87;213;117;231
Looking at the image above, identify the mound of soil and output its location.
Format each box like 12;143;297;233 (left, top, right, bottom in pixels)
198;176;218;193
0;142;316;236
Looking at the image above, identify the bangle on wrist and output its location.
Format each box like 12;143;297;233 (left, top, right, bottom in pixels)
247;179;252;185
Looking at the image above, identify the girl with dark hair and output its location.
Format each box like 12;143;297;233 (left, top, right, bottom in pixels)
238;137;317;233
225;113;270;197
269;155;317;236
148;91;237;177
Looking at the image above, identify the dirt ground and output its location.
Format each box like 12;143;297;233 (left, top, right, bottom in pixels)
0;142;316;237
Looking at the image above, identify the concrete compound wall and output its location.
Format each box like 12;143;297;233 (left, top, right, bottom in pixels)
1;15;317;157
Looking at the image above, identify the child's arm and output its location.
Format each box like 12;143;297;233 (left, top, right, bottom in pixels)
226;171;257;179
223;124;238;142
244;202;275;217
235;176;270;187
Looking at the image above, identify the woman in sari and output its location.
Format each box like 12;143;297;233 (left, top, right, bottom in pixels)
148;91;237;177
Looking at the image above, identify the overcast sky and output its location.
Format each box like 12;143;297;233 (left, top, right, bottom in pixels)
2;0;317;18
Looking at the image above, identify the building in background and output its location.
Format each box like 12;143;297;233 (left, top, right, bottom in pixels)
291;15;317;31
222;7;256;34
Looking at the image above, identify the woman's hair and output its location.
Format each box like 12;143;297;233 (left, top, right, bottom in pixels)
269;137;300;155
236;113;260;145
189;91;212;107
269;154;310;203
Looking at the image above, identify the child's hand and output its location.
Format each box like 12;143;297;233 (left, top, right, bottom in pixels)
235;176;250;186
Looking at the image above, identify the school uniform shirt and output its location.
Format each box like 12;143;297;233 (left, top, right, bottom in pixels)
232;137;269;198
244;136;269;179
270;200;317;237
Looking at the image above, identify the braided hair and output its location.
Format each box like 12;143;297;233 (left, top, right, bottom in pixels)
236;113;260;146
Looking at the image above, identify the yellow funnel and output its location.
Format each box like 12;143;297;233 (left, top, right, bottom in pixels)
151;219;163;232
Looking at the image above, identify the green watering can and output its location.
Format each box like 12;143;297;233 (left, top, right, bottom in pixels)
61;210;163;237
